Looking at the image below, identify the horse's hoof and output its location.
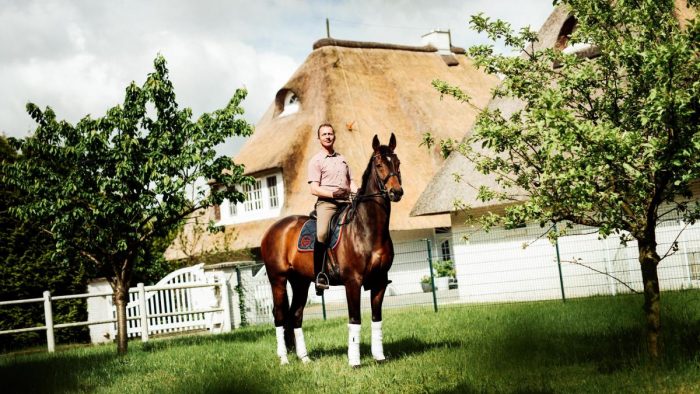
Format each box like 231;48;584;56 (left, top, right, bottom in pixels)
280;357;289;365
300;356;312;364
374;358;387;364
350;364;361;369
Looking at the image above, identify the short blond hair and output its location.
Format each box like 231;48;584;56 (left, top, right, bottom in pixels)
317;123;334;138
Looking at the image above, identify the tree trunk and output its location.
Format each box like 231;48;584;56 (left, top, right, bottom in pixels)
114;280;130;355
638;238;661;359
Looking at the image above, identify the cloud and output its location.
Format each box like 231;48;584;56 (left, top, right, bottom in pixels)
0;0;553;158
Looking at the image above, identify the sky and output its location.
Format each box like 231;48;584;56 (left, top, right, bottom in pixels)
0;0;554;156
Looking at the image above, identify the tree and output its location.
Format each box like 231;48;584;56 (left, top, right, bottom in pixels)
434;0;699;358
2;56;253;354
0;135;91;350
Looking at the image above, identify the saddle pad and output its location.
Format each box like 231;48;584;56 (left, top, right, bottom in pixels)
297;218;343;252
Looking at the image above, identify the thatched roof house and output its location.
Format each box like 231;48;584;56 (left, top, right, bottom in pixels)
165;32;499;260
411;1;697;219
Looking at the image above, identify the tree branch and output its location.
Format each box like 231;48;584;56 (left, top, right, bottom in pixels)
563;258;640;294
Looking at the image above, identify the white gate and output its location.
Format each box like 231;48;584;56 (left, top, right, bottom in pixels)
248;267;274;325
110;264;219;338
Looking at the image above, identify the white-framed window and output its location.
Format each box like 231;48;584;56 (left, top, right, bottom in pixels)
435;227;453;262
244;180;263;212
440;239;451;261
218;171;285;225
267;176;278;208
229;200;237;216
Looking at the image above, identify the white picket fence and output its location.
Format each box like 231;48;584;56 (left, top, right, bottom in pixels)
109;264;226;339
0;264;230;352
248;268;274;325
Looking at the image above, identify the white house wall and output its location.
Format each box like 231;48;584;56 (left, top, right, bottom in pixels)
451;213;700;304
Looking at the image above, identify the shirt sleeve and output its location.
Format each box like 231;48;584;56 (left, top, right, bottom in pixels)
308;155;321;184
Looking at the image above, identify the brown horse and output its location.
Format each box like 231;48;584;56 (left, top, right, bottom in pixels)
260;133;403;367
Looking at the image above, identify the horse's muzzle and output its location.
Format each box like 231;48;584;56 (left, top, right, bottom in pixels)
388;187;403;202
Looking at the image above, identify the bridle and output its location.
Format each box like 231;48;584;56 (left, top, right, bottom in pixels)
340;152;401;224
372;153;401;197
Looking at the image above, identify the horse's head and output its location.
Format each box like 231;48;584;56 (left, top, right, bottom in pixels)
372;133;403;202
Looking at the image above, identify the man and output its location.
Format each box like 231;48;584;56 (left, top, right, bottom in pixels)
308;123;357;293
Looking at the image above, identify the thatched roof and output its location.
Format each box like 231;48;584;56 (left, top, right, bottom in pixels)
411;7;570;217
412;1;697;218
166;36;499;257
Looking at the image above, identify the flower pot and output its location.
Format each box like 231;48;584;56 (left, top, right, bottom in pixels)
421;282;433;293
435;277;450;291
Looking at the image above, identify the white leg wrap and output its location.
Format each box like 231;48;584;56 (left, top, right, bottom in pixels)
294;328;311;363
275;326;289;365
348;323;361;367
371;320;385;361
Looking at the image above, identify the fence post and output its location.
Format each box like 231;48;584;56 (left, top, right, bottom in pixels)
219;275;232;332
321;292;327;320
138;283;149;342
43;291;55;353
553;223;566;303
426;239;438;312
234;266;247;327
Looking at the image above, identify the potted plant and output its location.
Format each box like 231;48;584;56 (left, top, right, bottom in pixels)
433;260;456;290
420;275;433;292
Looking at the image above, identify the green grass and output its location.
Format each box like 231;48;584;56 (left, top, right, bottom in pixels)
2;291;700;393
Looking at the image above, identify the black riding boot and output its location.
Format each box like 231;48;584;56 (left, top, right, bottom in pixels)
314;240;329;294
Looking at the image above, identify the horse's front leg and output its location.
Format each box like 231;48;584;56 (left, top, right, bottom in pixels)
370;279;388;362
289;277;312;364
345;279;362;367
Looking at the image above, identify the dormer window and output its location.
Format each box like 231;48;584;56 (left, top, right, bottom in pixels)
277;89;300;117
555;17;577;51
554;16;601;68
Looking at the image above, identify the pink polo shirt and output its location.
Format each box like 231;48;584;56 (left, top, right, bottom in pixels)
308;150;352;194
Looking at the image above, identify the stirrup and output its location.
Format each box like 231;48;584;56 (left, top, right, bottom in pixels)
315;273;329;295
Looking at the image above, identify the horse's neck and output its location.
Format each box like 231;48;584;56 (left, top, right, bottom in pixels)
355;184;391;239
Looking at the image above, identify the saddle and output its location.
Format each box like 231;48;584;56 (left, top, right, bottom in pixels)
297;204;349;252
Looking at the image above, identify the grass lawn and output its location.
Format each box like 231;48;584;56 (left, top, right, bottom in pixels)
1;291;699;393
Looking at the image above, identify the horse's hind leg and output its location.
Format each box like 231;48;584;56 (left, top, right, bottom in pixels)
289;276;312;363
271;278;291;365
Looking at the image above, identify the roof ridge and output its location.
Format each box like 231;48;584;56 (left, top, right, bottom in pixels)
313;38;466;54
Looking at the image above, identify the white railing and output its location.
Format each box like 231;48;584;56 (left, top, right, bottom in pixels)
250;268;274;325
110;264;222;339
0;279;231;353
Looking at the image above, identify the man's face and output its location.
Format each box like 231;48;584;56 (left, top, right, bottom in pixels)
318;126;335;149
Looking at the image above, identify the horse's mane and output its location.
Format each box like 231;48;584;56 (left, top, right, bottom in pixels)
358;145;392;195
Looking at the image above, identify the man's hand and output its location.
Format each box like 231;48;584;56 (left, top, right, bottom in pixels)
332;189;349;199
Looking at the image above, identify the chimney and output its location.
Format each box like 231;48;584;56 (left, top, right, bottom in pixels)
421;29;452;55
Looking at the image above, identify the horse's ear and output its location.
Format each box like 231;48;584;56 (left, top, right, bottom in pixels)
372;134;380;150
389;133;396;151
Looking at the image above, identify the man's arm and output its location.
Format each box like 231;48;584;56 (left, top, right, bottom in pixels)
350;180;358;194
310;181;348;199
